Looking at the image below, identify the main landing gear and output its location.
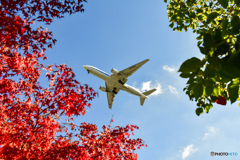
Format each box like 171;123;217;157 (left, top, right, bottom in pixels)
113;88;118;94
118;80;124;85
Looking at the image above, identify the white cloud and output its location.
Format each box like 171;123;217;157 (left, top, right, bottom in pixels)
182;144;198;160
168;85;179;95
132;82;137;88
163;65;175;72
141;81;162;96
202;126;217;140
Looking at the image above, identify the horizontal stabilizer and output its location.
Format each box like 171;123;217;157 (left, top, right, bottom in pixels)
142;88;157;96
140;89;156;106
140;98;145;106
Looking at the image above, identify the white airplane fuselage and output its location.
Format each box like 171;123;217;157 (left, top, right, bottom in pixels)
83;65;148;99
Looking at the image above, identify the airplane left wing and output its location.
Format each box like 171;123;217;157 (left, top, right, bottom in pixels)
107;91;115;109
105;83;120;109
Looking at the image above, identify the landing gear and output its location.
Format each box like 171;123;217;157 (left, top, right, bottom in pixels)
113;88;118;94
118;80;124;85
87;70;90;74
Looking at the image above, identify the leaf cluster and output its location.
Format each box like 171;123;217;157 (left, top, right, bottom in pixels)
0;0;146;159
164;0;240;115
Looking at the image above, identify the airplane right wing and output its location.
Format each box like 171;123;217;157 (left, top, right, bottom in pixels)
119;59;150;78
110;59;150;85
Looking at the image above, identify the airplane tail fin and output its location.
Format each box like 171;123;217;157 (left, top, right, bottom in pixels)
140;89;157;106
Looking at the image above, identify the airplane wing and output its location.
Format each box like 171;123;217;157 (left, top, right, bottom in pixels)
120;59;150;77
110;59;150;84
105;83;120;109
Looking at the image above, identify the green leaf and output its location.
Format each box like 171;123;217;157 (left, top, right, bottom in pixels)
218;0;229;8
204;104;213;113
187;77;195;84
179;72;191;78
206;85;213;96
213;87;219;97
208;57;221;70
205;65;215;77
178;57;202;73
221;19;228;31
203;33;214;54
219;69;233;83
211;96;218;103
222;62;240;78
235;0;240;5
196;107;203;116
193;83;203;99
213;29;222;43
232;78;240;85
207;12;219;24
228;84;239;104
231;16;240;34
205;79;215;96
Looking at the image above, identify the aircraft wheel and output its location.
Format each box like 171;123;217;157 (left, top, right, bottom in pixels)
113;88;117;94
118;80;124;85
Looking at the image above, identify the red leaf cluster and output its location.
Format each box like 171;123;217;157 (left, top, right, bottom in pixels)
0;0;146;159
216;96;227;105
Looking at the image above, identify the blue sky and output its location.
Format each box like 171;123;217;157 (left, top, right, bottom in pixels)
41;0;240;159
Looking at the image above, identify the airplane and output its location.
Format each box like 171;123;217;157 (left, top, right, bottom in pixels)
83;59;156;109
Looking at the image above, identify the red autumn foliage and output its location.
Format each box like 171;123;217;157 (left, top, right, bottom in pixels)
216;96;227;106
0;0;146;159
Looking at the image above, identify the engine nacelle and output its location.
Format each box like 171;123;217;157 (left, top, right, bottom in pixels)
111;68;119;74
99;86;107;92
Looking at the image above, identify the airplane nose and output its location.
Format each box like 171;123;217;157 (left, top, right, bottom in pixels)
83;65;88;70
83;65;91;74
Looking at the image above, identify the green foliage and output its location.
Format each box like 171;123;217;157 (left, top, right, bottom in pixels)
228;79;240;103
218;0;229;8
196;108;203;116
207;12;219;24
164;0;240;115
178;57;202;73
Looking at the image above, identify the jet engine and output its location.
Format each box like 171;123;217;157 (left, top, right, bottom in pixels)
111;68;119;74
99;86;107;92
